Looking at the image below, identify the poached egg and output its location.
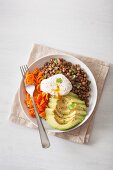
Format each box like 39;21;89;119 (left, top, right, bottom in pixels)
40;74;72;96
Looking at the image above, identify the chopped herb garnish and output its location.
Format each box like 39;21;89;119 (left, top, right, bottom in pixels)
43;75;47;79
54;58;58;64
76;83;81;89
56;78;63;83
72;75;76;79
68;102;77;110
55;70;62;74
71;69;77;74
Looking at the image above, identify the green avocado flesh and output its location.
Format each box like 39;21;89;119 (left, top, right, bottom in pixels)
46;92;87;131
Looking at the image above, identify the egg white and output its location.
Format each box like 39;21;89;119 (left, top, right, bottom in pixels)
40;74;72;96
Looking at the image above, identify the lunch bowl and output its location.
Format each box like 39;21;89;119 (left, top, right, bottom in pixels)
19;54;97;132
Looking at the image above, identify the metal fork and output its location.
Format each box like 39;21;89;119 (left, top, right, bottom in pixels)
20;65;50;148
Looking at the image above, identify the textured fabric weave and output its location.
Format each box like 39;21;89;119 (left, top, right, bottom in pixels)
9;44;109;144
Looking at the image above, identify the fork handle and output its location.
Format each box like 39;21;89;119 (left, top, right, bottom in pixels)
31;97;50;148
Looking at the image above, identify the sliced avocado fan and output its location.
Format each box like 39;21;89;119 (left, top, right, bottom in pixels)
46;108;84;131
45;92;87;131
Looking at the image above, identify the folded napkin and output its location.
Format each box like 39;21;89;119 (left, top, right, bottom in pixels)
9;44;109;144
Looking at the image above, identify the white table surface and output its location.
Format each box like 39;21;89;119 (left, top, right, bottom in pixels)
0;0;113;170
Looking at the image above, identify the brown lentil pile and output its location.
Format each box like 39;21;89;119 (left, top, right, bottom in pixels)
40;58;91;107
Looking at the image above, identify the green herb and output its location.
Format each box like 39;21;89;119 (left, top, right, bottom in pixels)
43;75;47;79
54;58;58;64
68;102;77;110
72;75;76;79
76;83;81;89
71;69;77;74
56;78;63;83
55;70;62;74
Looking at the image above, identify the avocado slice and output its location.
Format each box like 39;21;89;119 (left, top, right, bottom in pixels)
48;97;58;109
54;107;86;126
46;92;87;130
74;104;87;111
54;112;85;124
66;96;85;104
46;108;83;131
55;114;76;124
55;96;86;114
54;109;75;118
54;109;87;118
75;110;87;116
56;103;86;115
68;92;78;98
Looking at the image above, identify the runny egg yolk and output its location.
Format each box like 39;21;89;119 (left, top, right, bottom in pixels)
52;84;61;99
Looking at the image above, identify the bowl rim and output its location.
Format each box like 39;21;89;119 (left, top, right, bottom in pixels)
19;54;98;132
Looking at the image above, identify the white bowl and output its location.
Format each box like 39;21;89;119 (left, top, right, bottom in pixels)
19;54;97;132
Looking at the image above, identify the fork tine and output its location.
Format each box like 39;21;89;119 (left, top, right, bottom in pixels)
20;66;24;77
23;65;27;74
24;65;28;72
20;65;28;77
26;65;29;70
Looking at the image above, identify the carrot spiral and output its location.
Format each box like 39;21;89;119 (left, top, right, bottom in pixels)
24;68;49;119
